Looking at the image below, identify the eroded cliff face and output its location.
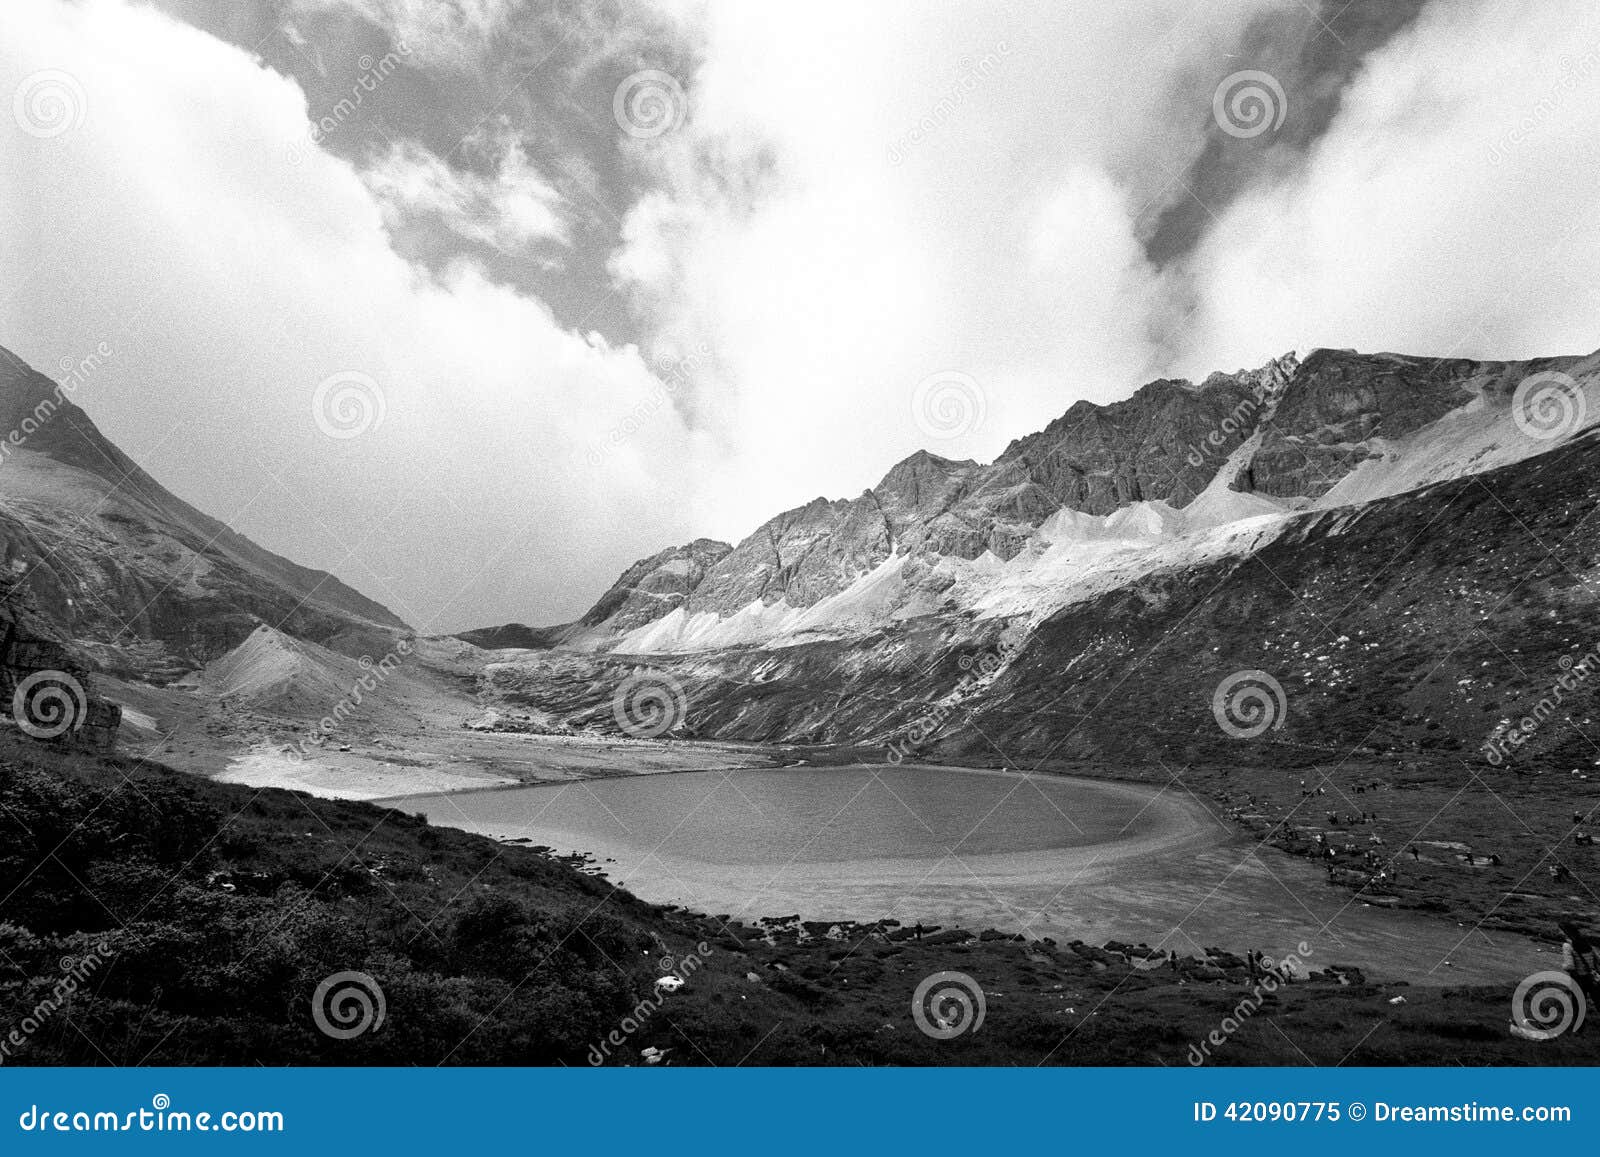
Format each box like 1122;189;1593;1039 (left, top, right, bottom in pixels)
0;585;121;751
579;538;734;633
478;430;1600;772
558;346;1595;646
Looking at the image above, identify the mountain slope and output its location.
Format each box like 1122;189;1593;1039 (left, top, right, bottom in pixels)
464;341;1600;787
502;346;1598;655
476;427;1600;771
0;344;407;679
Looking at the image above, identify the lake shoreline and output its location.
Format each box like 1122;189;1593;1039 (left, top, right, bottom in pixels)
393;756;1550;987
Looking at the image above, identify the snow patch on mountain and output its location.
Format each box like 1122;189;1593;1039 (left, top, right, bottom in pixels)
611;441;1299;652
1315;354;1600;509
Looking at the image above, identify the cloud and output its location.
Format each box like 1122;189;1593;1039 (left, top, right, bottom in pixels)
7;0;1600;631
607;0;1290;537
289;0;529;68
1181;0;1600;372
362;122;570;254
611;0;1600;544
0;0;706;629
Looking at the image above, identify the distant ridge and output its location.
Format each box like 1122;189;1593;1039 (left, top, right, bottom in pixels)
0;343;408;678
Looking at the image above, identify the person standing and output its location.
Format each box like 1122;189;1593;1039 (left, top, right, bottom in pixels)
1559;920;1599;1030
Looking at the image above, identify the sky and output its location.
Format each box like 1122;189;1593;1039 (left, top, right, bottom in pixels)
3;0;1600;631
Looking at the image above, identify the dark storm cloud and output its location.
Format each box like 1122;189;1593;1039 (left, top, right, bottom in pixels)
150;0;705;347
1143;0;1435;266
13;0;1600;630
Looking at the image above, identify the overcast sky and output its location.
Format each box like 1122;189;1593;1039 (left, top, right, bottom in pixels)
4;0;1600;631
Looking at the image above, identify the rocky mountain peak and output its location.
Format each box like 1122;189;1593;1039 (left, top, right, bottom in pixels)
577;536;734;631
0;343;409;678
532;344;1598;652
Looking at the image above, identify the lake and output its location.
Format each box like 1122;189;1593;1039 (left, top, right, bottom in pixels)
393;763;1550;985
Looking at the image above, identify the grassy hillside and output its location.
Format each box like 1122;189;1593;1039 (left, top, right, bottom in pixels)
2;733;1599;1066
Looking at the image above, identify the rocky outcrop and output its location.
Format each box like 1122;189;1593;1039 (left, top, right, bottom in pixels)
1240;349;1475;497
0;588;120;751
0;344;409;679
482;428;1600;771
994;354;1299;514
558;347;1591;642
581;538;733;632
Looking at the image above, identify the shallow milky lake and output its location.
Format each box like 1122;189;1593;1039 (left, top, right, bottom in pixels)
393;764;1549;985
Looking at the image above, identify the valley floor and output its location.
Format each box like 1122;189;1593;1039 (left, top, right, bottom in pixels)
112;649;1592;987
1;732;1596;1066
73;632;1600;1060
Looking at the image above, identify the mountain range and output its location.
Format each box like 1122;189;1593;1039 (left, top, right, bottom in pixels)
483;346;1599;649
0;340;1596;777
462;344;1600;773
